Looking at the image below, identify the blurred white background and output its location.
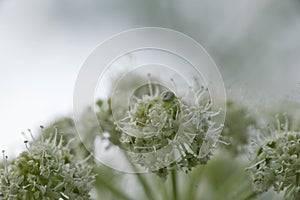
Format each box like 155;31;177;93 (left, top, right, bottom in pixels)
0;0;300;157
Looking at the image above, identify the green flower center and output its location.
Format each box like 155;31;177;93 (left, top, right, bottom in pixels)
129;90;180;138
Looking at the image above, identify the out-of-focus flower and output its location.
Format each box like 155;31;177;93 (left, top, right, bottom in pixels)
221;100;256;156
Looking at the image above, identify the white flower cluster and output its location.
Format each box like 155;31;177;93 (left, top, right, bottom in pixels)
121;90;180;139
115;83;222;175
0;128;95;200
248;120;300;200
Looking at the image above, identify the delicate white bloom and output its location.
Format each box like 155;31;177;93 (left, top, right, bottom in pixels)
113;79;223;175
0;128;95;200
248;118;300;200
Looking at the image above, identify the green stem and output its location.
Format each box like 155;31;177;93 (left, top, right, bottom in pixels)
154;176;171;200
185;166;204;200
171;169;178;200
243;191;258;200
291;157;300;198
294;172;300;198
296;172;299;187
216;166;253;200
95;175;132;200
135;173;155;200
93;166;132;200
125;153;156;200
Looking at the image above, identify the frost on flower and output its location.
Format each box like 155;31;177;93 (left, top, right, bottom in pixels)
0;127;95;200
102;75;223;177
248;118;300;200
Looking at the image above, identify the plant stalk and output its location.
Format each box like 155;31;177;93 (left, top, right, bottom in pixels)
171;169;178;200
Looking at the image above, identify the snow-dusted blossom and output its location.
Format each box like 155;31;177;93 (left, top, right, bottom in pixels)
0;127;95;200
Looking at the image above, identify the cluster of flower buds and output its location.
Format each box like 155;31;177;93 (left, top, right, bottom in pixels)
248;120;300;200
0;127;95;200
111;81;223;177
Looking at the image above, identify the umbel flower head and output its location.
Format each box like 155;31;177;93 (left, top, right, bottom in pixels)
110;77;223;176
248;118;300;200
0;127;95;200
